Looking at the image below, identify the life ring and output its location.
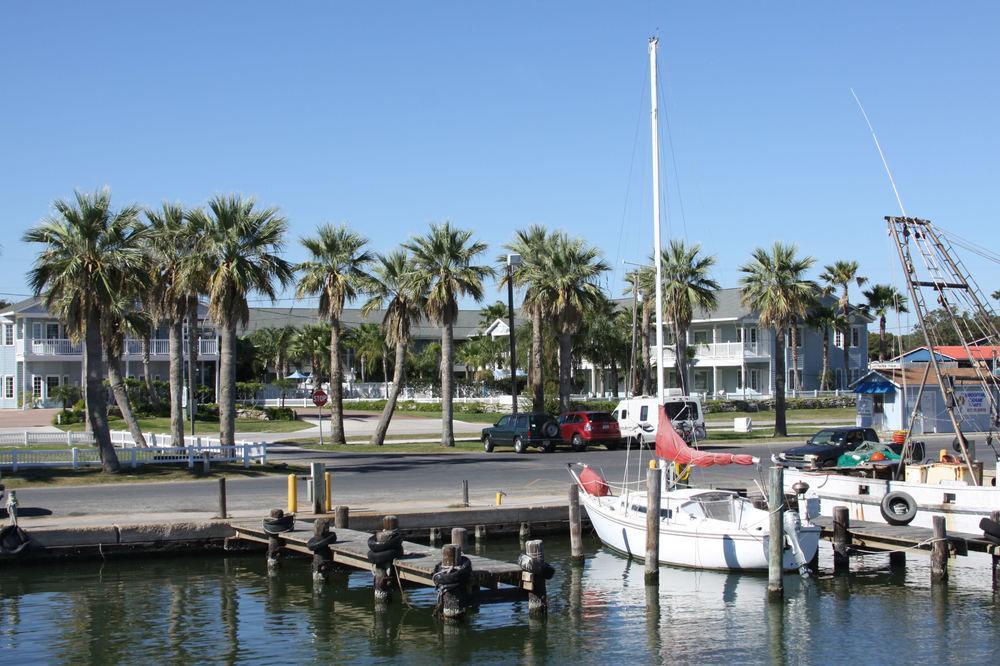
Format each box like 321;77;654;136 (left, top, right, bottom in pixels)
880;491;917;526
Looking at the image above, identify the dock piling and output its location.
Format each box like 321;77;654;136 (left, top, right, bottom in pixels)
311;520;334;582
889;550;906;569
436;543;470;621
568;483;583;563
462;480;469;507
373;515;400;608
519;522;531;545
523;539;550;616
310;462;326;515
334;505;349;529
429;527;441;546
645;464;661;585
767;465;784;600
993;511;1000;592
266;508;283;570
217;477;227;519
931;515;949;584
833;506;850;575
475;524;487;543
451;527;468;551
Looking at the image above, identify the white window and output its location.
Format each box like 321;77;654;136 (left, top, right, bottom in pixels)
693;371;709;391
737;369;760;390
46;375;60;398
3;323;12;346
3;376;13;399
736;328;743;343
32;323;41;340
851;327;861;348
693;330;709;345
46;323;60;340
32;376;43;398
834;330;843;348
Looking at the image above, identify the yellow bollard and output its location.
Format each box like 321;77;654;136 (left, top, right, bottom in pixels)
325;472;332;512
287;474;297;514
495;491;506;506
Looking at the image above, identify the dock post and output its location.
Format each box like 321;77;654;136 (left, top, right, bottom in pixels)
992;511;1000;592
931;515;949;584
519;522;532;545
451;527;468;552
645;462;661;585
523;539;551;616
767;465;784;600
429;527;441;546
311;520;334;582
833;506;850;575
310;462;325;515
287;474;297;514
266;508;283;570
373;515;400;608
334;505;349;529
475;524;487;543
462;479;469;507
436;543;469;621
217;477;227;518
889;550;906;570
568;483;584;563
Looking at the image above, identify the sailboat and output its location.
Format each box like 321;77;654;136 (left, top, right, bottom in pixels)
567;37;820;572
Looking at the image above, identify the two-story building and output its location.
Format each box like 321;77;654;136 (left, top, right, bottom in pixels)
0;297;220;409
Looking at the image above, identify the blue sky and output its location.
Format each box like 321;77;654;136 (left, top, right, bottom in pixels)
1;2;997;330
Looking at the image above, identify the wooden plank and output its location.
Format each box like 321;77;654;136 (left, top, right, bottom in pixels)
812;516;991;554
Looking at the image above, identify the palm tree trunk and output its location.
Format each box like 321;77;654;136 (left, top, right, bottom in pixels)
382;355;389;399
878;314;887;362
85;308;119;472
841;298;851;388
187;294;200;427
142;328;158;407
108;356;148;448
640;302;651;395
675;322;688;394
821;329;830;391
371;339;406;445
610;360;619;398
558;329;573;412
219;322;237;446
790;322;800;391
168;315;185;447
440;321;455;447
840;324;849;388
531;305;544;412
329;317;346;444
773;328;788;437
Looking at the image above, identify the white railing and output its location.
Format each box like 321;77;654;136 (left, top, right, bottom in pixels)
660;340;773;364
30;339;82;355
31;337;219;358
0;430;266;470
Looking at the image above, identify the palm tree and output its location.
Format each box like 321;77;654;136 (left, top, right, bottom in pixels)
291;323;332;388
624;268;654;395
190;195;293;446
739;242;817;436
145;203;199;446
992;289;1000;302
23;189;146;472
661;240;719;394
531;232;609;412
352;322;389;384
503;225;551;412
578;294;629;397
862;284;909;362
806;305;844;391
819;260;867;388
251;326;297;381
296;224;374;445
405;222;493;446
478;301;509;329
102;297;151;448
362;250;425;445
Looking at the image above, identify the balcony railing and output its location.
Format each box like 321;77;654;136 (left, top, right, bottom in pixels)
29;338;219;358
660;340;773;364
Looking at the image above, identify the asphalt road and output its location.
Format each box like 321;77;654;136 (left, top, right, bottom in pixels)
11;433;994;522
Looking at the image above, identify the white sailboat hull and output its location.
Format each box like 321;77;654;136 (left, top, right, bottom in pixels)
579;490;820;572
784;468;1000;534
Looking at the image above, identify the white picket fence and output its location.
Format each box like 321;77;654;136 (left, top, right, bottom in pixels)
0;430;267;471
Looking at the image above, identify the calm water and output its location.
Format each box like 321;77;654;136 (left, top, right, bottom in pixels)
1;536;998;664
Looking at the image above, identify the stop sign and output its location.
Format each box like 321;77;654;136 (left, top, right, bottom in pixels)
312;389;328;407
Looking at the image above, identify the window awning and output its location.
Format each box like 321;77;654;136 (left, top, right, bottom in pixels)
853;380;895;394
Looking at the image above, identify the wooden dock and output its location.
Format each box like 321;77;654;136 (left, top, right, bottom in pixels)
812;515;997;556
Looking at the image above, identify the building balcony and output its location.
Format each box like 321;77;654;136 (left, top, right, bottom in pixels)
660;340;773;366
22;338;219;360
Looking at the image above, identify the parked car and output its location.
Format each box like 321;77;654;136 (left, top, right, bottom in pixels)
558;411;622;452
481;412;561;454
612;395;706;448
774;427;885;470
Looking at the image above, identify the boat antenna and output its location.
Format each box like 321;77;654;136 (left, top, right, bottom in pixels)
851;88;906;216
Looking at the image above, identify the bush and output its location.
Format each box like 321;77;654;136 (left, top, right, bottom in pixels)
107;405;123;418
264;407;297;421
72;399;85;411
53;409;85;425
702;395;855;414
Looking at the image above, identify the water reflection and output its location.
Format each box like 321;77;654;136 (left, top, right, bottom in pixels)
0;540;999;664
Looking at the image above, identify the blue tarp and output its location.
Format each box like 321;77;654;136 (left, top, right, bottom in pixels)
853;380;895;394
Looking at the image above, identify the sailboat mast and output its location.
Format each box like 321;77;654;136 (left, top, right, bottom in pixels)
649;36;666;404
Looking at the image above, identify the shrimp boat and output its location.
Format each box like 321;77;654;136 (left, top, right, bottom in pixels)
569;407;821;572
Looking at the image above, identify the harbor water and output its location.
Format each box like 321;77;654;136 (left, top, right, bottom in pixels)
1;536;998;664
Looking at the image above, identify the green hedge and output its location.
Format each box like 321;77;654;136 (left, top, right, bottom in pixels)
264;407;297;421
703;395;855;413
53;409;85;425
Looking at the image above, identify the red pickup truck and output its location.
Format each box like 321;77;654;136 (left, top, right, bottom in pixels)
558;411;622;452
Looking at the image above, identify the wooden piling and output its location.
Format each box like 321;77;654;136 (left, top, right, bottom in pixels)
266;508;283;570
438;544;467;620
373;515;399;607
833;506;851;575
217;477;227;519
767;465;784;600
310;462;326;515
568;483;583;563
451;527;468;551
645;465;661;585
429;527;441;546
334;505;349;529
475;524;487;542
524;539;548;615
311;520;333;581
462;480;469;507
931;515;949;584
889;550;906;569
993;511;1000;592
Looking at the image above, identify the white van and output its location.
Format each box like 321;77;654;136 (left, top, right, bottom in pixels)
612;393;706;447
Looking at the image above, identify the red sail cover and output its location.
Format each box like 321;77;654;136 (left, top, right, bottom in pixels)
655;406;755;467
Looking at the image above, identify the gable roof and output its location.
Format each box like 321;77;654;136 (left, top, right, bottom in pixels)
242;306;486;341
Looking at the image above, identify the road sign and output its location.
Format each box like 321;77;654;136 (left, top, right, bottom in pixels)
312;389;328;407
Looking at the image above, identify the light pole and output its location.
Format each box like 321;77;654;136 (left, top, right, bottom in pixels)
506;253;522;415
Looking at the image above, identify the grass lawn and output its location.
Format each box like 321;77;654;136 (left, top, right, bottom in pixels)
0;462;307;488
704;407;855;423
55;416;313;435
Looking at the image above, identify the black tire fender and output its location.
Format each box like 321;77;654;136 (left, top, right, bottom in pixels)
880;491;918;526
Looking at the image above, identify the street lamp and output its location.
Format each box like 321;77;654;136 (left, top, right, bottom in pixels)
506;253;522;414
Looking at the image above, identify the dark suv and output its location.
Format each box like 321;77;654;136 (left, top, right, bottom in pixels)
775;427;884;469
482;413;561;454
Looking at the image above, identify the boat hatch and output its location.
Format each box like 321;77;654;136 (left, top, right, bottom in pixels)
681;492;742;522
